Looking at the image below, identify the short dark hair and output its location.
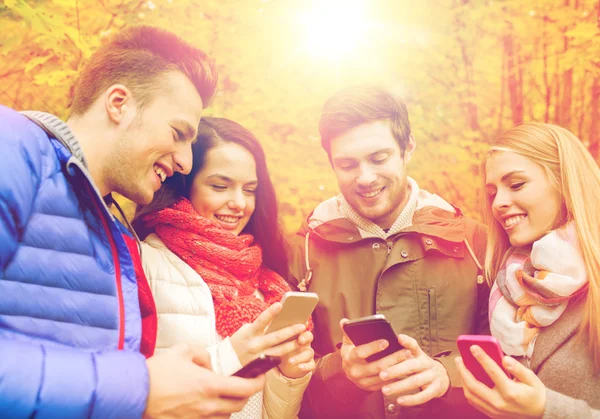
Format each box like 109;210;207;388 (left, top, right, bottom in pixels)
134;117;289;279
318;86;412;159
70;26;217;116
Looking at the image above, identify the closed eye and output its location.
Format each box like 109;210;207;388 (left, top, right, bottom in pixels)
212;185;227;191
510;182;525;191
172;127;185;141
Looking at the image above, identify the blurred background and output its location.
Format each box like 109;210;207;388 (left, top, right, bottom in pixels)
1;0;599;232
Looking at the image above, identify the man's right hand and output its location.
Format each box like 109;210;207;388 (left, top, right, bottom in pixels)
143;344;265;418
339;319;413;392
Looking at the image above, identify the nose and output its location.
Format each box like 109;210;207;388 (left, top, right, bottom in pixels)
227;189;246;211
356;164;377;187
492;189;510;212
173;142;193;175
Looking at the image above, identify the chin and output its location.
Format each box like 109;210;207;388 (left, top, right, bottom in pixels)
508;235;534;248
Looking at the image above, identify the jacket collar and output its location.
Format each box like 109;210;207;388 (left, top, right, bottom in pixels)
20;111;88;168
300;183;467;244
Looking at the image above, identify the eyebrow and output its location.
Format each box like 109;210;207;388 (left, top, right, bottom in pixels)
333;148;396;162
485;170;526;187
208;174;258;185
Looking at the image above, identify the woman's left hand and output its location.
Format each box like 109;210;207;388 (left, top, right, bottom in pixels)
277;331;316;379
455;345;546;419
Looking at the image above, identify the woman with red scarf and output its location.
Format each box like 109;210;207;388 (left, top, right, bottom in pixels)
134;117;315;418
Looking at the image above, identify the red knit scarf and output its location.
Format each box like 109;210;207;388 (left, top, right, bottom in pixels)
142;198;291;337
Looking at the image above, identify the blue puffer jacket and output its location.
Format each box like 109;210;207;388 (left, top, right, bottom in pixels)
0;106;148;418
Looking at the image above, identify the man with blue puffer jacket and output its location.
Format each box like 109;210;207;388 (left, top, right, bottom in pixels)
0;26;265;418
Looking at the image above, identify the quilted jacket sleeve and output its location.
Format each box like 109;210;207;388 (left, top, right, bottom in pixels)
0;106;149;418
0;339;149;418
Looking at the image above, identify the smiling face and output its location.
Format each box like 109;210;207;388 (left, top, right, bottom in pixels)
330;120;415;229
485;151;564;247
108;71;204;205
189;142;258;235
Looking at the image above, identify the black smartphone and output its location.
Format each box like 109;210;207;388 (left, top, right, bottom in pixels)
343;314;404;362
233;354;281;378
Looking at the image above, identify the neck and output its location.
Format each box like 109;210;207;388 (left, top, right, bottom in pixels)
67;114;113;196
375;182;413;230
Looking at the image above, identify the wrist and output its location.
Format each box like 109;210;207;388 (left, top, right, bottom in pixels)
433;359;451;397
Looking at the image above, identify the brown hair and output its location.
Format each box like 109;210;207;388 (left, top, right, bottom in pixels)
318;86;412;159
133;117;290;279
70;26;217;116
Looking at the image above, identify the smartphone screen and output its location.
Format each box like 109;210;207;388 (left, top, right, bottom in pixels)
457;334;510;388
343;314;404;362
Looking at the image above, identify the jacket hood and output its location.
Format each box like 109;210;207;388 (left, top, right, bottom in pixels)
298;180;467;243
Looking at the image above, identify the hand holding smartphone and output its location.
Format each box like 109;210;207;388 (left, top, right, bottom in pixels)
342;314;404;362
457;335;511;388
264;291;318;337
233;354;281;378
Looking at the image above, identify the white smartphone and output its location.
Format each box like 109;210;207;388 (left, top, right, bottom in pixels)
264;291;319;335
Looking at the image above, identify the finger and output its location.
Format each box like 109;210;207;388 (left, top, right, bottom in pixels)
380;356;428;382
260;323;307;350
461;380;496;416
397;334;423;357
265;336;303;357
288;346;314;365
297;359;316;373
393;376;438;407
212;374;267;399
339;318;353;345
355;374;388;391
382;368;435;398
251;302;283;333
502;355;538;386
297;331;314;346
454;356;497;401
470;345;511;390
182;344;213;369
377;349;416;380
351;339;390;362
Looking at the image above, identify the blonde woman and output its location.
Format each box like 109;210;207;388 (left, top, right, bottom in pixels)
456;123;600;418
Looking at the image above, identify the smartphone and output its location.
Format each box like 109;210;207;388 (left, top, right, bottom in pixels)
233;354;281;378
264;291;319;336
343;314;404;362
457;335;510;388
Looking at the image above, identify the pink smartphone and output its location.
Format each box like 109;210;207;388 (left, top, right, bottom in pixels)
457;335;510;388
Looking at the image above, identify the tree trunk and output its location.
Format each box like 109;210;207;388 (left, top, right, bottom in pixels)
498;44;506;131
589;78;600;160
503;34;523;125
543;17;551;123
560;37;573;127
578;72;588;139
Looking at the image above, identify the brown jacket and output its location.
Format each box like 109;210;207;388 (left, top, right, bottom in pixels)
288;191;489;419
531;297;600;419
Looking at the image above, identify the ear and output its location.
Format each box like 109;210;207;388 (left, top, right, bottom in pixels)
104;84;134;125
403;134;416;163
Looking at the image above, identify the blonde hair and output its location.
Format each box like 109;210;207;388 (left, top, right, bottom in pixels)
481;122;600;370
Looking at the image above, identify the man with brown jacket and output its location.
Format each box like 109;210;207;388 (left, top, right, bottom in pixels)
288;86;489;418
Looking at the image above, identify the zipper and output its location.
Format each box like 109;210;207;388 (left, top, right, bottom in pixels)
427;288;433;355
85;182;125;350
386;240;393;256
